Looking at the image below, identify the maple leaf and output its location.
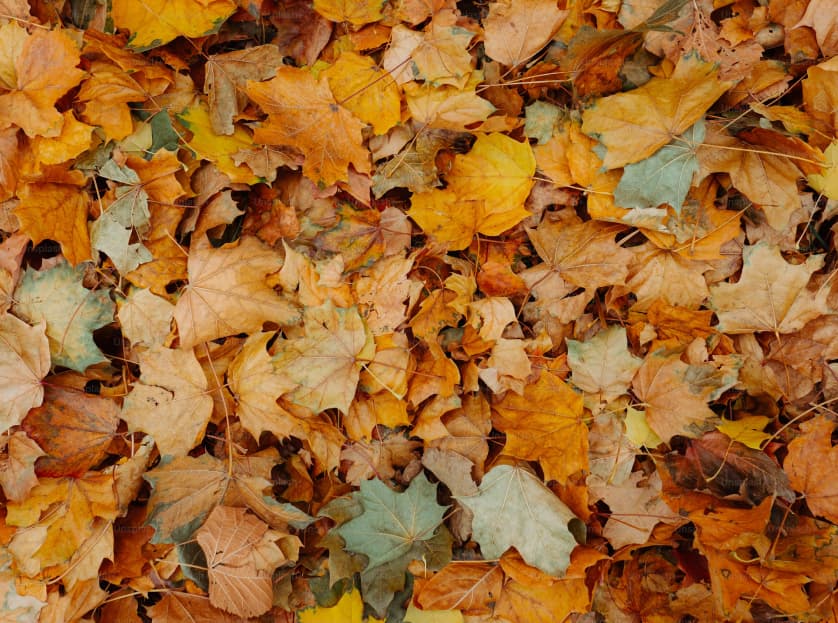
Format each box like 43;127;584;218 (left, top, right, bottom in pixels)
567;325;642;404
144;452;311;545
0;314;49;432
13;260;114;372
323;51;401;136
22;385;119;477
204;45;284;136
581;53;732;169
6;472;119;573
246;65;371;186
111;0;237;51
335;473;446;569
0;430;44;503
632;350;739;442
0;24;85;138
414;562;503;614
785;416;838;524
121;346;214;458
14;166;92;266
709;242;828;334
173;236;300;350
272;302;375;414
483;0;568;66
492;370;588;485
117;287;174;347
458;464;580;577
408;133;535;249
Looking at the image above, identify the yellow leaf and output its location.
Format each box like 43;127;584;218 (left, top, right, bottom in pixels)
178;103;260;185
716;416;772;450
323;51;401;135
447;133;535;236
408;189;480;250
313;0;385;25
298;588;364;623
808;140;838;199
582;53;732;169
111;0;237;51
30;111;93;166
404;603;464;623
404;79;496;130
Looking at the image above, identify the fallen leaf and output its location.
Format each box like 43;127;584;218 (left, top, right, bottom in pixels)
0;314;49;432
22;385;119;477
709;242;828;334
196;506;285;617
13;260;114;372
173;236;300;349
785;416;838;523
336;473;447;569
246;65;371;185
458;464;580;577
581;53;731;169
121;345;214;458
111;0;237;50
567;325;642;404
483;0;567;66
492;370;588;485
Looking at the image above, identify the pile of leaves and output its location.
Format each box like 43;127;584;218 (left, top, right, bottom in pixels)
0;0;837;620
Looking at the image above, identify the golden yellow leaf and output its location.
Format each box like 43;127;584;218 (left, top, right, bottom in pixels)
111;0;237;50
408;189;480;250
581;54;732;169
313;0;384;25
323;51;400;135
178;103;260;185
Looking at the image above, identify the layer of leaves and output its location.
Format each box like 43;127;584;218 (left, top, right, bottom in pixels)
0;0;837;621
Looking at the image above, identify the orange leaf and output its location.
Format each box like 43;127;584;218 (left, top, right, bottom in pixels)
492;370;587;485
0;24;84;138
246;66;370;186
785;416;838;524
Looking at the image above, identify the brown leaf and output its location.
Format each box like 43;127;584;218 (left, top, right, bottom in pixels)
22;385;119;477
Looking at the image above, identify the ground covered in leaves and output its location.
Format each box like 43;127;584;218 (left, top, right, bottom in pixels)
0;0;837;621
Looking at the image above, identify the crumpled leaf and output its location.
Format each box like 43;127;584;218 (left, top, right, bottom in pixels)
13;260;114;372
458;464;580;577
336;473;447;569
204;45;284;136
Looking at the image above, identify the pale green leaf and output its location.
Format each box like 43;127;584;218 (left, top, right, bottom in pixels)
458;464;579;577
